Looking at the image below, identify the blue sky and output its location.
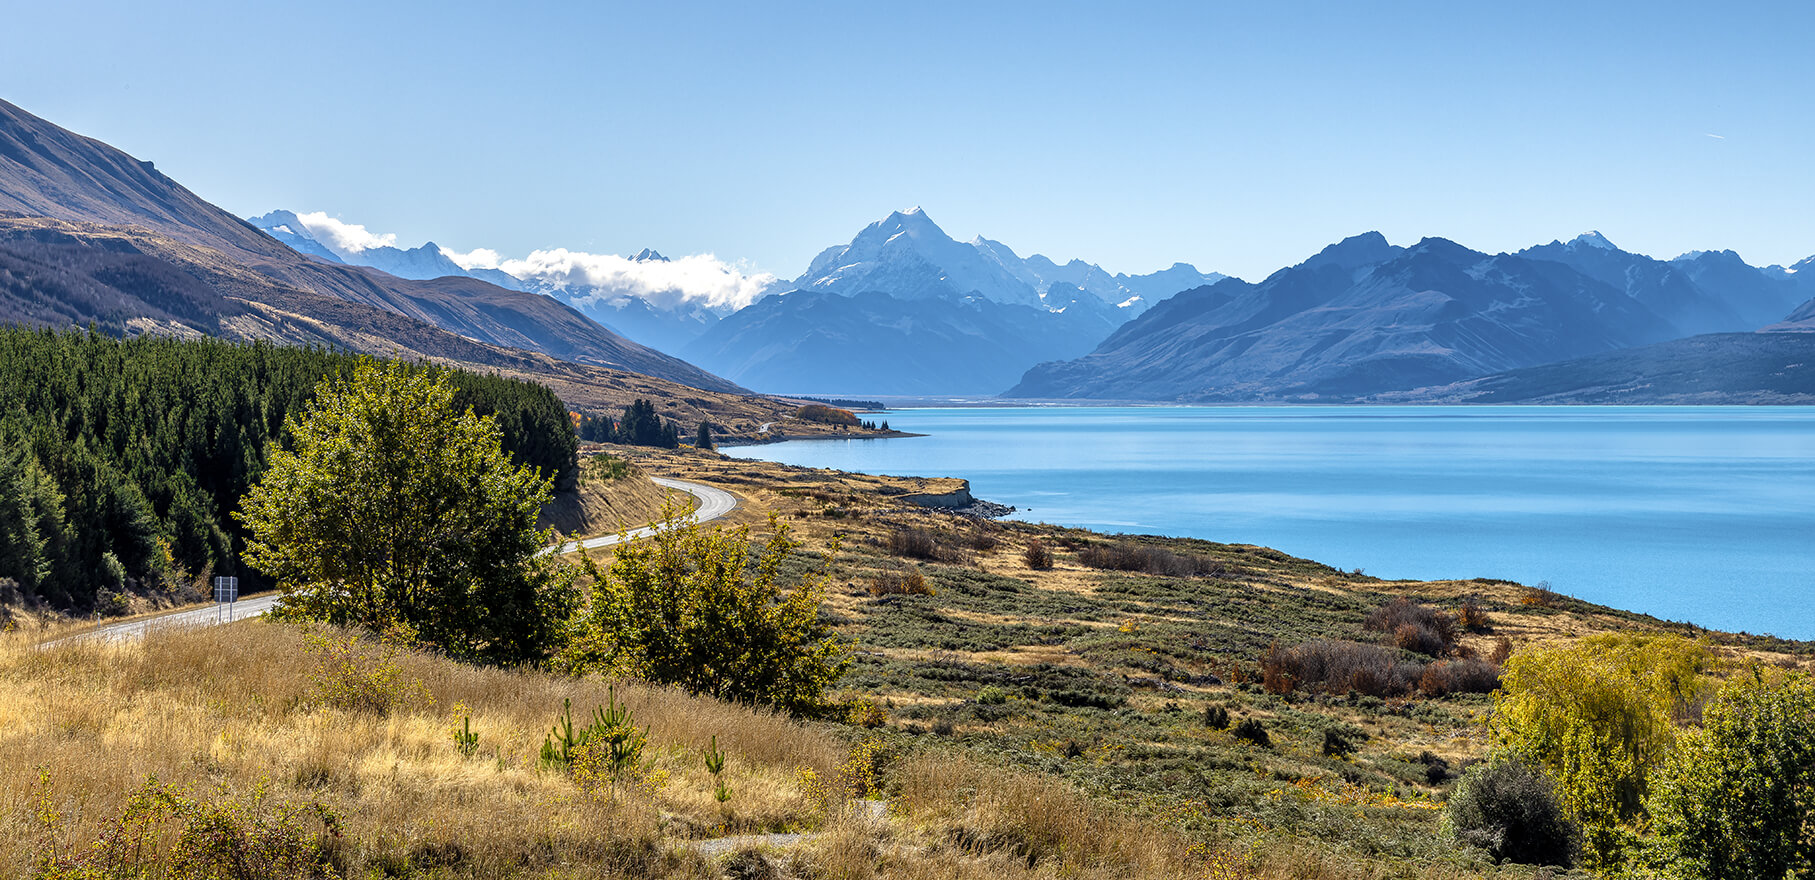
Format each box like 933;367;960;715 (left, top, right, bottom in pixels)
7;0;1811;280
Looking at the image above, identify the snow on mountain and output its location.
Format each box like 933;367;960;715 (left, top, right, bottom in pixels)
1570;230;1617;250
794;208;1047;307
797;209;1223;318
251;210;781;353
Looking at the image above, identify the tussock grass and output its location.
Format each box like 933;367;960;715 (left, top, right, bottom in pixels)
0;621;842;877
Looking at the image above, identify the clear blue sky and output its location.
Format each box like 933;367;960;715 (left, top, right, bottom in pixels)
8;0;1811;280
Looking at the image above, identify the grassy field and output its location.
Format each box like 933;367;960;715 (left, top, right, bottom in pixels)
9;445;1806;879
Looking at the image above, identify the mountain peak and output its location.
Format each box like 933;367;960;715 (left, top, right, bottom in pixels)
632;248;669;263
1570;230;1617;250
1299;231;1397;272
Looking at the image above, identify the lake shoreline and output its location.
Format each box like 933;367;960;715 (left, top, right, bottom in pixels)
729;404;1815;640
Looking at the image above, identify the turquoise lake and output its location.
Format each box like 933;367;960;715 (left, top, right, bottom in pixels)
728;406;1815;639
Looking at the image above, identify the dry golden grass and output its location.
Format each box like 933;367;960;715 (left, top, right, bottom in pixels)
0;621;846;878
3;619;1299;880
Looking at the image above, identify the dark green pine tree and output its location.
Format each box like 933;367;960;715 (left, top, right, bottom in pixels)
694;420;714;451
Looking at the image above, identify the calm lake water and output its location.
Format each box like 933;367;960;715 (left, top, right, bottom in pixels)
728;406;1815;640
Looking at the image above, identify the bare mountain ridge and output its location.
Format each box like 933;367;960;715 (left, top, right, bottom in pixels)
0;98;742;394
1009;232;1815;402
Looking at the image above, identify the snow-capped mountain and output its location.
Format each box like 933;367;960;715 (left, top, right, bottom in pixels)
249;210;500;285
795;208;1222;318
971;238;1223;315
249;210;781;354
794;208;1047;307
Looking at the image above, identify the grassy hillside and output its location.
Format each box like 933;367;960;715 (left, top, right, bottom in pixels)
14;447;1805;878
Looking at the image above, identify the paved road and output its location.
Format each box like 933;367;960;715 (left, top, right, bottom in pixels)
52;478;736;646
550;478;738;554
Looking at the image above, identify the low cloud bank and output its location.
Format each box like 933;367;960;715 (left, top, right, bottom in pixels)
447;247;779;313
284;211;399;258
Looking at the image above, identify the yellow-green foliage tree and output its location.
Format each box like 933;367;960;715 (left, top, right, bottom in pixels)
238;358;577;665
1491;633;1714;872
560;509;850;715
1647;670;1815;880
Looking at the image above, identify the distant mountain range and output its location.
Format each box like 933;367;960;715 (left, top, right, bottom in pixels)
1010;232;1815;402
253;205;1225;395
681;209;1223;395
10;95;1812;405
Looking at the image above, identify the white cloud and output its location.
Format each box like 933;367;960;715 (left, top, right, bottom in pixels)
442;246;504;270
286;211;399;257
496;249;780;313
271;210;778;313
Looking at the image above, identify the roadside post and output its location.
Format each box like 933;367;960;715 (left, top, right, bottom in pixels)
212;576;239;622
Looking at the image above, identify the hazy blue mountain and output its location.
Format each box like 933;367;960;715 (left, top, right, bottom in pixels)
533;285;725;357
1378;331;1815;404
1513;232;1808;335
1007;233;1686;401
681;289;1119;396
971;238;1223;315
1667;248;1813;328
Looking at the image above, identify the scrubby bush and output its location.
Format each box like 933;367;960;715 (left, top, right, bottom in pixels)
1022;540;1053;571
1418;658;1503;697
1447;757;1577;867
1322;728;1359;758
1458;599;1493;632
1363;598;1457;657
1203;704;1231;730
1073;540;1223;577
31;774;341;879
1261;638;1426;697
1522;581;1560;607
1231;718;1270;748
303;628;430;716
869;568;934;596
560;512;851;715
888;527;946;561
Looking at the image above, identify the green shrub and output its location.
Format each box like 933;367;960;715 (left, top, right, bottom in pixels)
1322;728;1357;758
452;715;480;758
561;512;851;715
539;689;647;780
1447;757;1576;867
1493;634;1713;872
977;685;1007;705
302;628;430;716
1203;705;1230;730
32;772;340;879
1648;671;1815;880
1231;718;1270;748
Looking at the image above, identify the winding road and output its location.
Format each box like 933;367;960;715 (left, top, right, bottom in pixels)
56;477;736;646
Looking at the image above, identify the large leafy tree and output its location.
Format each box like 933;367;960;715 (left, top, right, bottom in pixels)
1648;670;1815;880
238;358;576;665
558;509;850;714
1491;633;1714;872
